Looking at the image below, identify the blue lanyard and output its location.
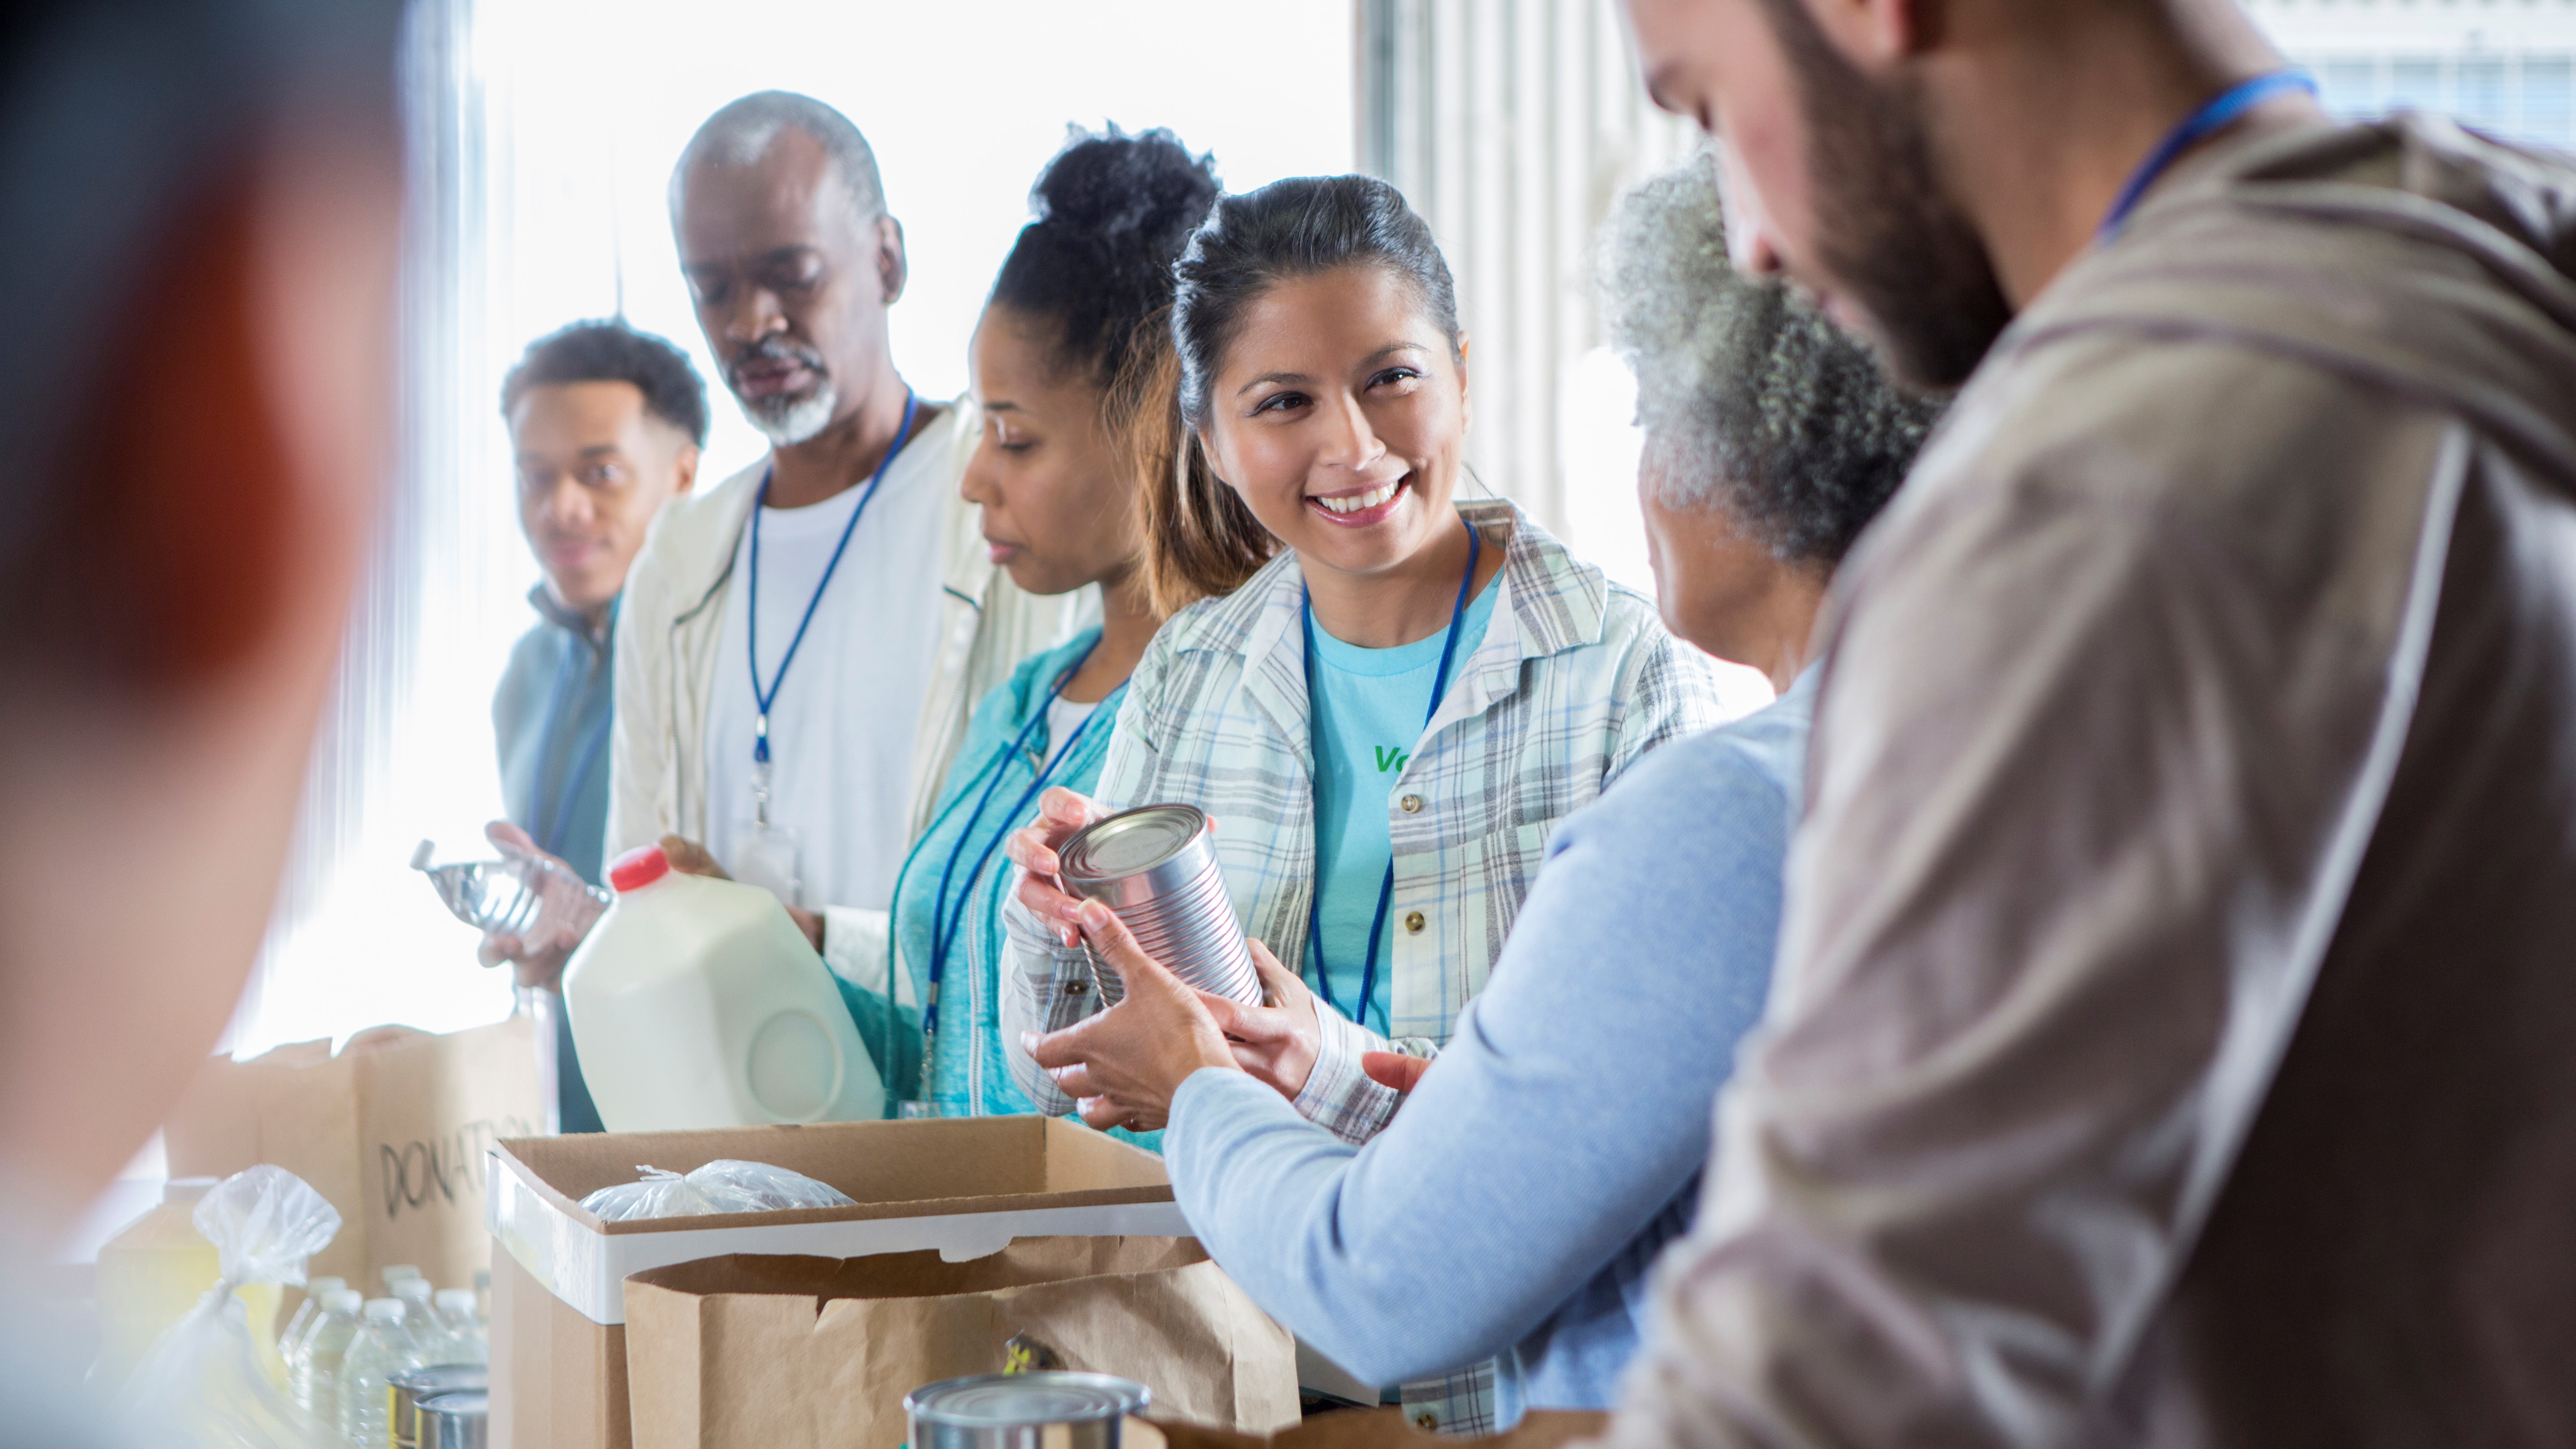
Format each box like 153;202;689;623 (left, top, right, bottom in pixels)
920;647;1115;1044
531;620;613;862
746;390;919;766
1301;522;1481;1034
2098;71;2317;238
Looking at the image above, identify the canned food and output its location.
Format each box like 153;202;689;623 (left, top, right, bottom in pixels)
1057;805;1260;1006
390;1365;487;1449
415;1389;487;1449
905;1372;1152;1449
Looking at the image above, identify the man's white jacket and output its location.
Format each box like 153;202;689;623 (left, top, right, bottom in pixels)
605;395;1093;988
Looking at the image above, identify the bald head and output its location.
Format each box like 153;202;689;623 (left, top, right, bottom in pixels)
672;90;886;226
671;91;908;450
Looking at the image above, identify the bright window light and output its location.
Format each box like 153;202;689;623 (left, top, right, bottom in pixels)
238;0;1354;1057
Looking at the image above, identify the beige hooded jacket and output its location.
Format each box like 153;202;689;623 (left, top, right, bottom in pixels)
1606;116;2576;1448
605;397;1092;987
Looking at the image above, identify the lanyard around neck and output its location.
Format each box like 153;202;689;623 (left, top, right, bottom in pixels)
1301;521;1482;1034
2097;71;2317;239
746;389;919;766
919;644;1114;1044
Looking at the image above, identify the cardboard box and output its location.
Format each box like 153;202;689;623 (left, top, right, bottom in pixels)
624;1239;1297;1448
165;1017;542;1295
487;1115;1192;1449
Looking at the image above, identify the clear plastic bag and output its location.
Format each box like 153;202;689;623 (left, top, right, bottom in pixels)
116;1165;343;1449
578;1160;857;1221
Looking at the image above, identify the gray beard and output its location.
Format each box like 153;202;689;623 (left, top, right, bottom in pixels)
740;383;839;447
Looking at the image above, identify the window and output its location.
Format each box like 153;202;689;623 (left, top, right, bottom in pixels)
237;0;1356;1057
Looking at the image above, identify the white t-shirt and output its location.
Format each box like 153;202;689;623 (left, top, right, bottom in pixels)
706;426;949;912
1041;695;1101;773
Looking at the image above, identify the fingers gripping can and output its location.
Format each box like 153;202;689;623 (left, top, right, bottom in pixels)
1056;804;1262;1007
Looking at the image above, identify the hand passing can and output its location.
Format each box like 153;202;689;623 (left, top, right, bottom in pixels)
1055;805;1261;1007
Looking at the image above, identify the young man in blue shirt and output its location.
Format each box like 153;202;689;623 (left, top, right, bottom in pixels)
483;321;706;1131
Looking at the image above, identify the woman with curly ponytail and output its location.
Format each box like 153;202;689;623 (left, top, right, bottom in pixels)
846;125;1217;1142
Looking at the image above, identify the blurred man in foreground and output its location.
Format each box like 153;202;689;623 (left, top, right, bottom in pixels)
1608;0;2576;1443
0;0;401;1436
480;321;707;1132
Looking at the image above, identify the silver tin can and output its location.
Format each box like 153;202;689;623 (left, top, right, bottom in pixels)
390;1365;487;1449
905;1372;1152;1449
415;1389;487;1449
1057;805;1260;1006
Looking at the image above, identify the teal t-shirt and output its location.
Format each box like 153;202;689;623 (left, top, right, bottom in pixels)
1306;573;1500;1031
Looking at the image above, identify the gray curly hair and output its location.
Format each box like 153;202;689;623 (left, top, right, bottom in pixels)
1599;155;1942;563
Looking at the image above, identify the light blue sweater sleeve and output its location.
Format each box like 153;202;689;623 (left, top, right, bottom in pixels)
1165;680;1812;1412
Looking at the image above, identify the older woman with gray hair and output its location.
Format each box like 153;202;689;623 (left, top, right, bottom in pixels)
1038;158;1940;1425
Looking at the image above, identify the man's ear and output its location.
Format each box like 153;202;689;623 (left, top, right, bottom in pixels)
876;213;908;306
1802;0;1933;71
674;441;702;496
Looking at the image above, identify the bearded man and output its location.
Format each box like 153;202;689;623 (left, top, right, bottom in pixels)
525;94;1087;1011
1603;0;2576;1444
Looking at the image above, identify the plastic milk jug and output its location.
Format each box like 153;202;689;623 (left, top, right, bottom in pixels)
563;845;885;1131
87;1178;286;1396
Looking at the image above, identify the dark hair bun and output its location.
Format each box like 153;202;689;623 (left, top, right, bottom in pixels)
992;125;1219;384
1032;127;1219;250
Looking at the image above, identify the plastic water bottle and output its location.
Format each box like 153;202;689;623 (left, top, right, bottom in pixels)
290;1288;363;1427
339;1298;424;1445
280;1275;345;1360
413;838;609;945
378;1265;420;1293
390;1278;441;1360
278;1275;347;1402
432;1288;487;1367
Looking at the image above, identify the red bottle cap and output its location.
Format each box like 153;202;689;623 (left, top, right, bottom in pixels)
607;845;670;893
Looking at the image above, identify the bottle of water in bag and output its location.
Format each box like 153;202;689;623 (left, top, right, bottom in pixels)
339;1298;423;1445
411;838;608;948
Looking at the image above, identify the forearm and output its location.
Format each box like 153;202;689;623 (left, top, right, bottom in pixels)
1169;1071;1506;1384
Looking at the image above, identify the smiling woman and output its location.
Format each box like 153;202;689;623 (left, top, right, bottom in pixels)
995;173;1736;1434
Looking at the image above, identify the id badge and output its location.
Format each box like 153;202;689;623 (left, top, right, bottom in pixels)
736;762;803;907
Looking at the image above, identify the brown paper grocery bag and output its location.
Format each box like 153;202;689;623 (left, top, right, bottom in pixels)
165;1017;543;1293
623;1237;1298;1449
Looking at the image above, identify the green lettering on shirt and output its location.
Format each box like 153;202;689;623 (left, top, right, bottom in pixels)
1374;745;1411;774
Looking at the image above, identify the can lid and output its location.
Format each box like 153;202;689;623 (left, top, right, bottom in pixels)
393;1365;488;1393
1061;805;1205;882
905;1372;1151;1427
419;1390;488;1416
